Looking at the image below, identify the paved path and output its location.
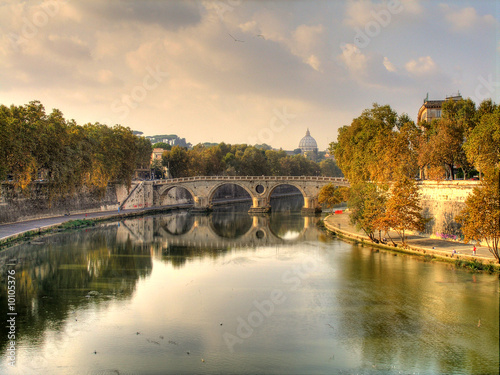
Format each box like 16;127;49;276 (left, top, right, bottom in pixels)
0;206;181;242
324;212;498;264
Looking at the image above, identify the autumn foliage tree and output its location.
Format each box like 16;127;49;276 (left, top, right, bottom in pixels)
456;174;500;263
0;101;152;196
318;184;349;211
379;176;428;245
346;182;387;242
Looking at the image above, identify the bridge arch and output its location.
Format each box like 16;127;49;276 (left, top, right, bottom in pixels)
208;210;253;239
157;184;195;206
267;182;306;200
207;182;255;206
159;212;195;235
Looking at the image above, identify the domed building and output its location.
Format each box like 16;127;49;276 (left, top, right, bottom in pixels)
298;128;318;160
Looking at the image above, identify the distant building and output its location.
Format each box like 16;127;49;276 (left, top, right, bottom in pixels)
151;148;165;162
298;129;318;160
417;93;462;126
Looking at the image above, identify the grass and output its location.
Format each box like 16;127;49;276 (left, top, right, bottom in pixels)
58;219;96;229
454;259;497;273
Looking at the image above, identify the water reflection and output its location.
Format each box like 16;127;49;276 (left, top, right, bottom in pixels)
0;226;152;362
0;209;322;355
0;205;498;375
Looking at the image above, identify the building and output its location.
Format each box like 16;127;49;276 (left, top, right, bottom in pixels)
417;93;462;125
151;148;165;162
298;129;318;160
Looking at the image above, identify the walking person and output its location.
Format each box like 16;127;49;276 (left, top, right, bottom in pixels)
473;245;476;256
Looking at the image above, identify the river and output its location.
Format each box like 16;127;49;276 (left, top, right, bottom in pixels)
0;198;498;374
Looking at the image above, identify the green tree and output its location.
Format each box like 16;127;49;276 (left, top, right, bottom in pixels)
330;103;397;183
380;176;427;244
318;184;348;210
319;159;343;177
152;142;171;150
463;103;500;179
456;174;500;263
347;182;387;242
162;146;189;178
239;147;268;175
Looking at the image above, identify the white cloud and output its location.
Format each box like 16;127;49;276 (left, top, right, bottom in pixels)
339;43;368;76
405;56;437;76
383;57;397;72
306;55;321;72
440;4;497;32
291;24;325;71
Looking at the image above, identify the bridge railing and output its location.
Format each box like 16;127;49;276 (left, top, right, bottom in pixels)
152;176;347;185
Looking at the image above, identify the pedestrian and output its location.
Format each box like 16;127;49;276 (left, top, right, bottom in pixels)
473;246;476;256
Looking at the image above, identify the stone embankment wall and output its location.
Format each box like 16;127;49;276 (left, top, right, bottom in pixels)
0;182;134;224
418;180;479;239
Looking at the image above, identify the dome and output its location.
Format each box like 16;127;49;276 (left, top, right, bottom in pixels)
299;129;318;153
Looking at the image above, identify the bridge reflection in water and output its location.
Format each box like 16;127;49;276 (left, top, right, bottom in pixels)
117;209;327;257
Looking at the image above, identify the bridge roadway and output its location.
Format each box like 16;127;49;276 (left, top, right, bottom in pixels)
121;176;348;213
117;212;324;250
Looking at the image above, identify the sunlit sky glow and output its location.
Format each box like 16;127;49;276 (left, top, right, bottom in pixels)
1;0;498;150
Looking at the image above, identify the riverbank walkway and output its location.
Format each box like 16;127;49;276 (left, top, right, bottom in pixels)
0;206;177;243
324;212;498;265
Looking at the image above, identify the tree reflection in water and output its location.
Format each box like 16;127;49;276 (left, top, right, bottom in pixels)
0;225;152;353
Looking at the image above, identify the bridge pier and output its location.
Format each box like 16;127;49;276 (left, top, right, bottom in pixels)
248;197;271;214
191;196;211;212
301;196;322;214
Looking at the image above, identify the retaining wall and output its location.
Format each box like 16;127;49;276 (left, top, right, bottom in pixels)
418;180;479;239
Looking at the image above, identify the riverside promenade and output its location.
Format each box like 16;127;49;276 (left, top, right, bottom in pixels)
324;212;499;266
0;205;190;244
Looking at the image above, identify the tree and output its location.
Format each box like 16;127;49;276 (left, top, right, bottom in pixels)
319;159;343;177
381;176;427;244
463;103;500;179
330;103;397;183
162;146;189;178
347;182;387;242
318;184;348;210
239;147;269;175
152;142;171;150
456;173;500;263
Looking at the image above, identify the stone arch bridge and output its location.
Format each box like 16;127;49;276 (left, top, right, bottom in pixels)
120;176;348;213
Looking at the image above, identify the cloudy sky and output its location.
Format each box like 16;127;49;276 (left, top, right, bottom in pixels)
0;0;498;150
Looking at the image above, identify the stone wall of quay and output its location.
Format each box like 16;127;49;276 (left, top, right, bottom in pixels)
0;182;130;224
418;180;479;239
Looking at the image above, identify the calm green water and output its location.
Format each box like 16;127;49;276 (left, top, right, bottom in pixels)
0;204;498;375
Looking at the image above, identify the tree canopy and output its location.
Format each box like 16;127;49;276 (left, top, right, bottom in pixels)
161;144;341;178
0;101;152;196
